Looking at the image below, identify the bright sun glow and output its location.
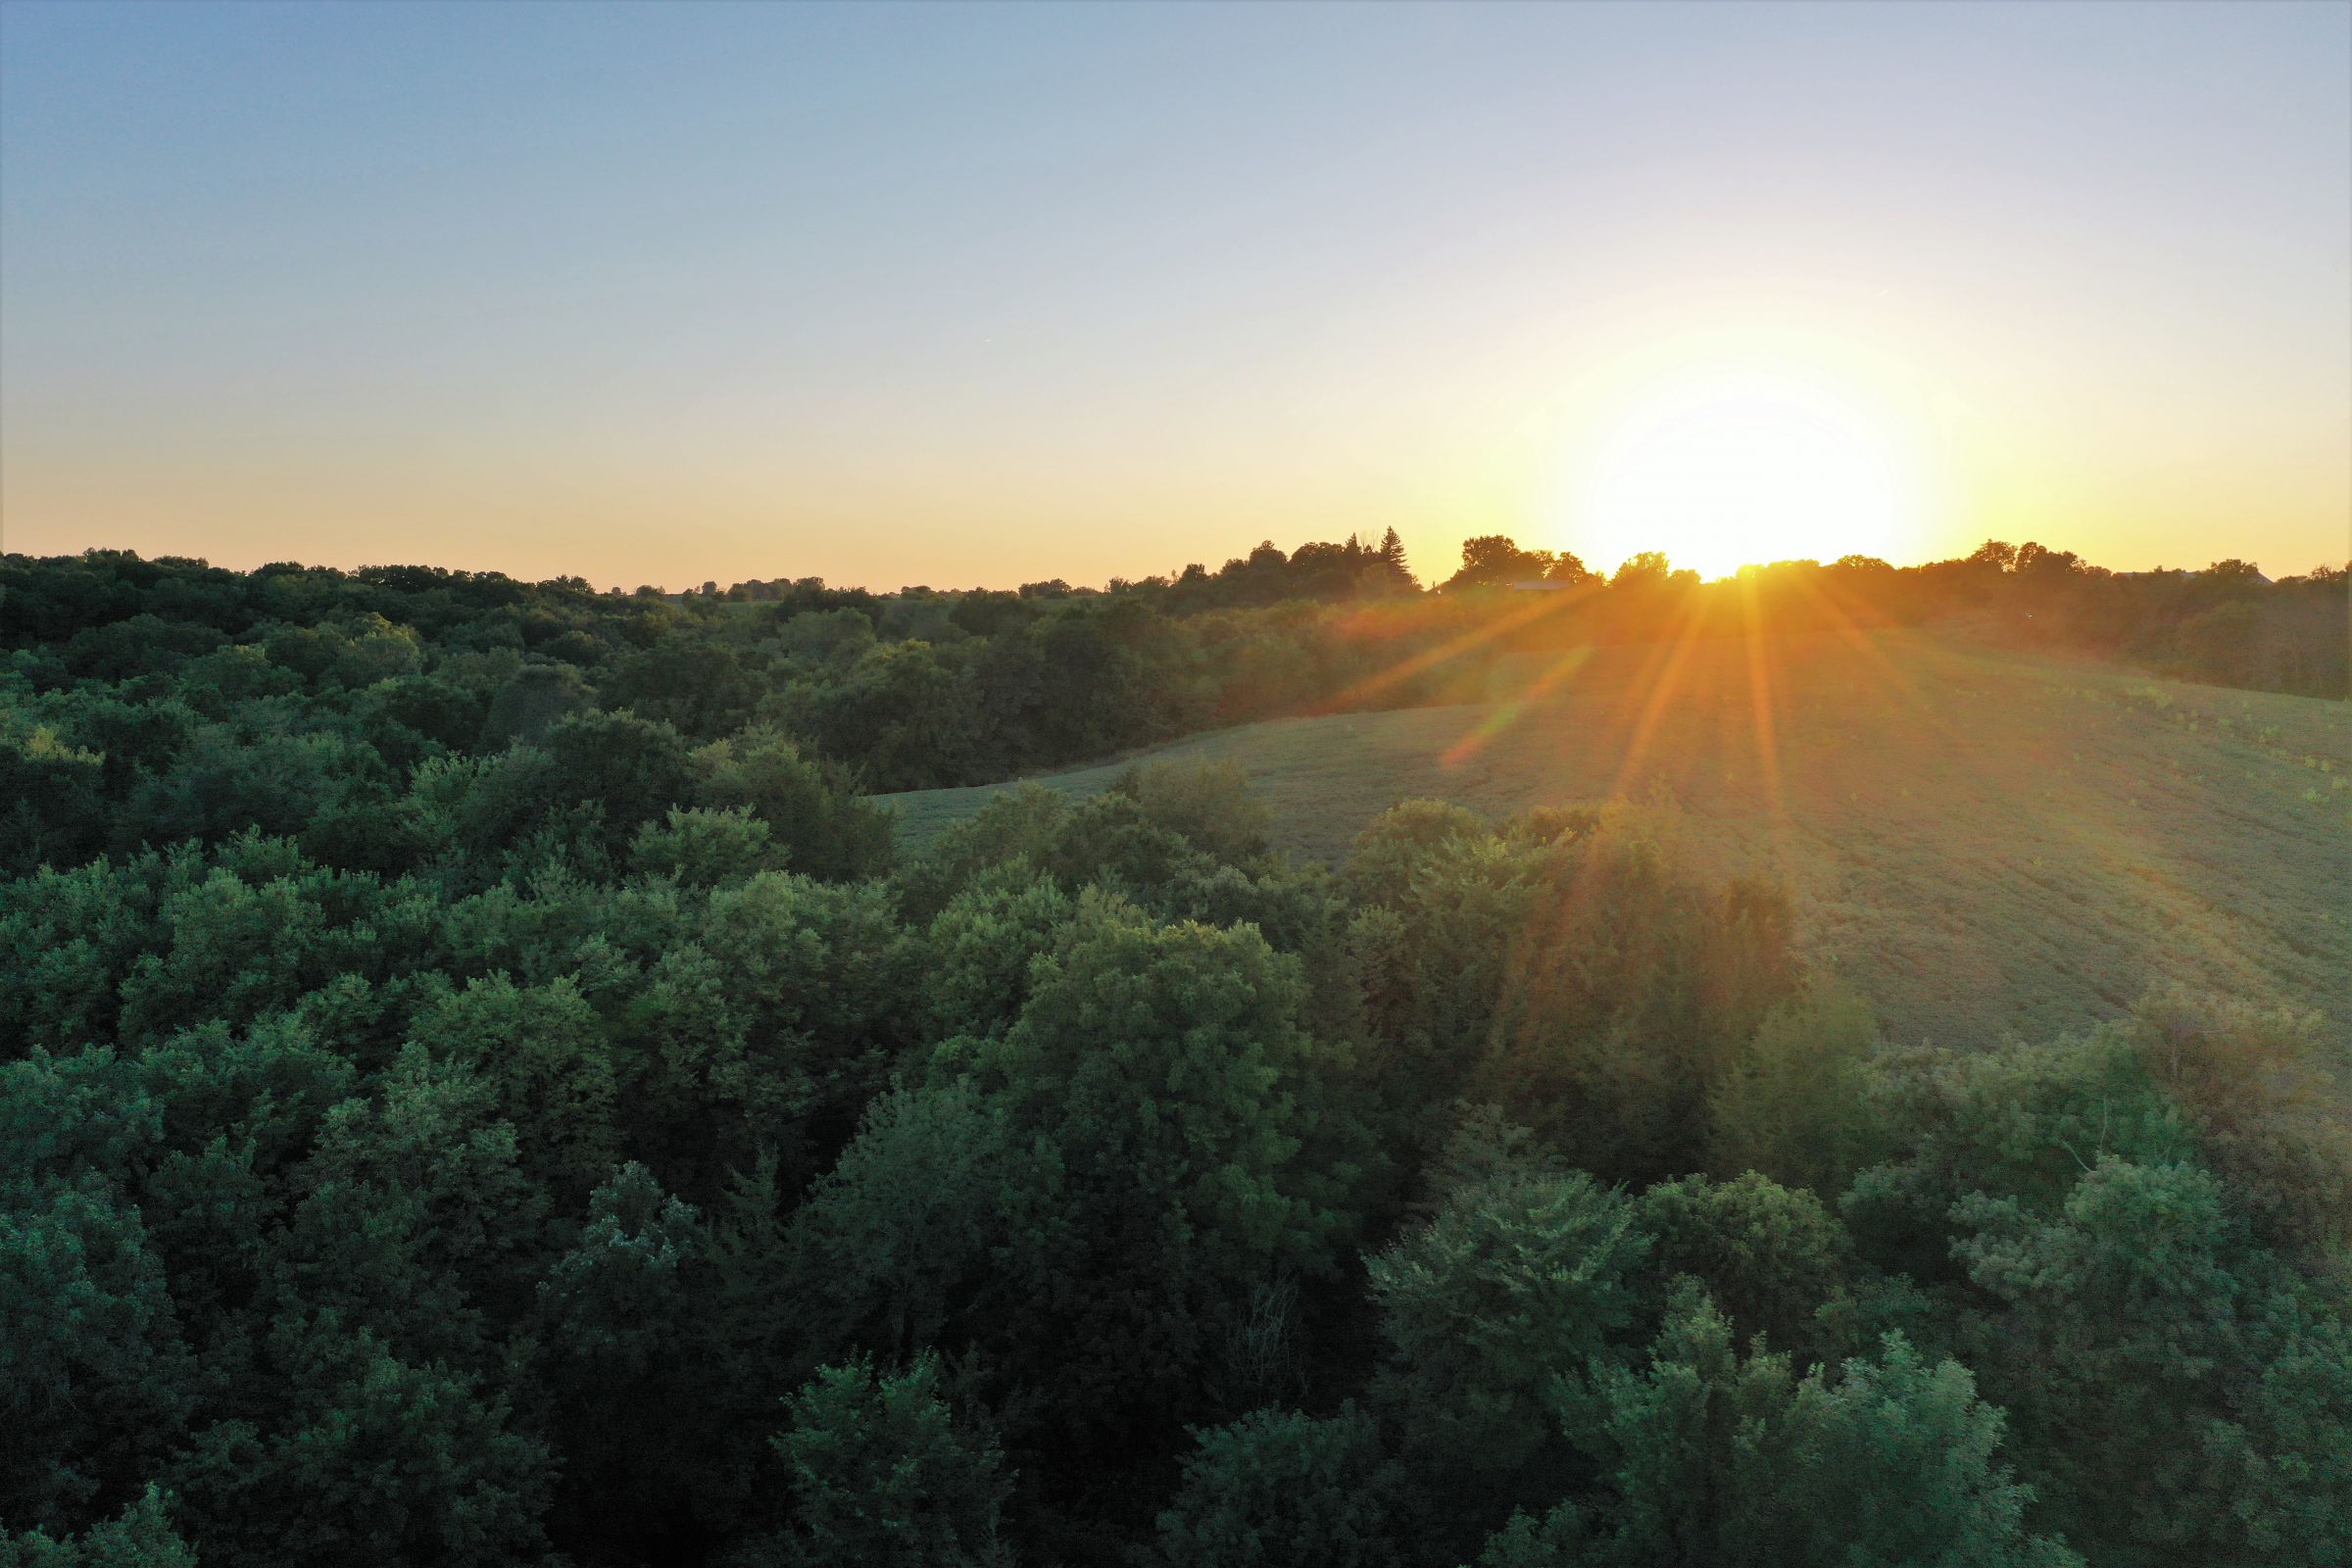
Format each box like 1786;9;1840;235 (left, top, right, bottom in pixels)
1581;374;1918;580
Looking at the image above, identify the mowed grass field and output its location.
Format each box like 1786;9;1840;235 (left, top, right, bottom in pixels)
877;629;2352;1050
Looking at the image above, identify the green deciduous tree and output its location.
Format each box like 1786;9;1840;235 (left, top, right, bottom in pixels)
760;1354;1012;1568
2123;986;2352;1258
1445;536;1561;590
786;1081;1068;1373
1637;1172;1858;1371
407;972;617;1199
931;893;1364;1435
1367;1143;1650;1544
1706;981;1883;1193
169;1311;553;1568
628;805;784;886
1;1182;195;1535
1951;1156;2351;1563
1525;1293;2080;1568
5;1486;198;1568
690;725;895;883
1150;1404;1404;1568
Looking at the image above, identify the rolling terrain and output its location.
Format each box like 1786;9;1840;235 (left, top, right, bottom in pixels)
880;628;2352;1050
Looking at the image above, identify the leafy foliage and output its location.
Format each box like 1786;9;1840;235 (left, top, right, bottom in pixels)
1149;1405;1403;1568
764;1355;1012;1568
1;544;2342;1565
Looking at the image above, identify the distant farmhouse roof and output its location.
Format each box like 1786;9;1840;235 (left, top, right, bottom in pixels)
1507;579;1580;592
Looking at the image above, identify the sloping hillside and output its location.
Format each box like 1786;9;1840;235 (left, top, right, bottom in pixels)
878;629;2351;1049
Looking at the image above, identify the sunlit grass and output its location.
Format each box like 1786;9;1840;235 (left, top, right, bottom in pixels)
881;628;2352;1050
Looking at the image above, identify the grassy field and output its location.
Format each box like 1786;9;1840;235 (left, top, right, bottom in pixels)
877;629;2351;1051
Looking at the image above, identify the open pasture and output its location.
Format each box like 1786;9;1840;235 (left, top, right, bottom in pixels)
881;630;2352;1049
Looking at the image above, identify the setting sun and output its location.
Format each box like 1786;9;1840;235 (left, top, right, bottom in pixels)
1579;374;1920;580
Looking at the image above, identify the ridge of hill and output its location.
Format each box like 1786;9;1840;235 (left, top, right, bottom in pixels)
878;629;2352;1050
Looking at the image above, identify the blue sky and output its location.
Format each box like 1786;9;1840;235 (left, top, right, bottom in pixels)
4;1;2346;588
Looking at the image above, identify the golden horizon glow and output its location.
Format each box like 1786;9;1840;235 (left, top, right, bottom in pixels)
1573;372;1923;581
4;7;2346;591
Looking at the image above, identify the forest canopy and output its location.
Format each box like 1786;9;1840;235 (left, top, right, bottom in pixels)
2;541;2347;1566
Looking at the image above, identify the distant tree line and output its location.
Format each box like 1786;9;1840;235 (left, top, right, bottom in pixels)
1938;541;2349;696
1422;535;2348;698
3;534;2341;920
716;528;1418;609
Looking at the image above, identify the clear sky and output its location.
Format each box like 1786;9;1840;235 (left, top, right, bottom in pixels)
3;1;2347;590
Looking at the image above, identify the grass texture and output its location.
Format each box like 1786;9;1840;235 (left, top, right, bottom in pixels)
877;629;2350;1050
